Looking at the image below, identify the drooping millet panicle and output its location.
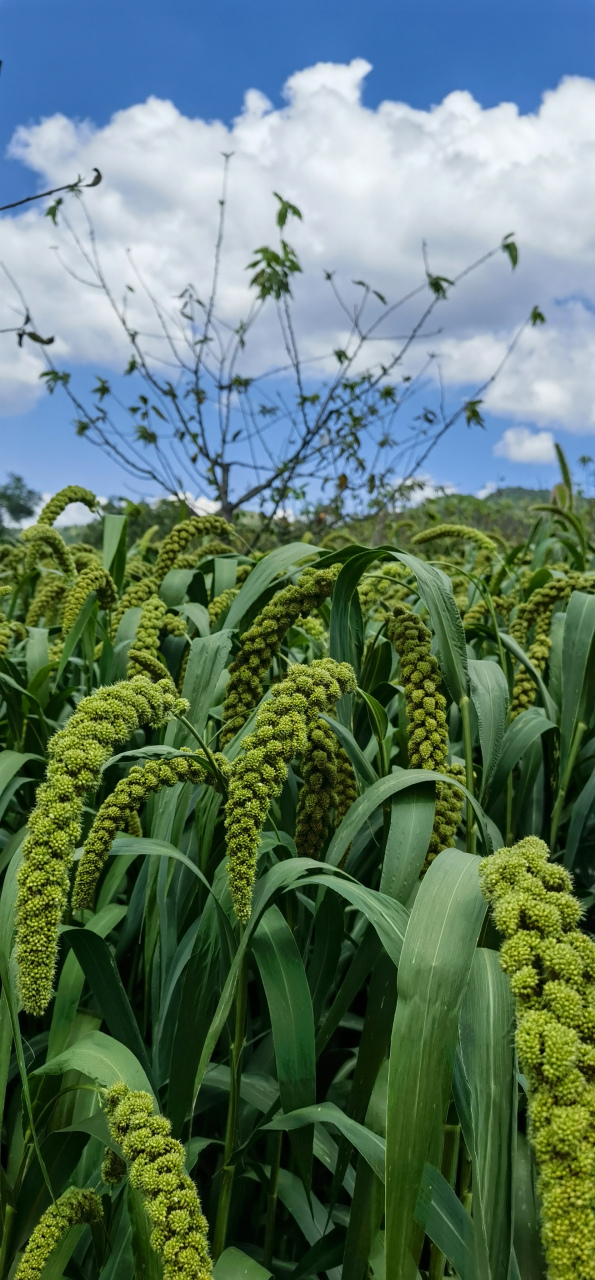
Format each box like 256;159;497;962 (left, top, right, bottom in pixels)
479;837;595;1280
387;606;448;772
13;1188;103;1280
70;543;102;573
295;613;326;642
387;604;463;866
510;575;595;717
0;585;26;656
225;658;356;922
36;485;97;527
153;516;233;583
295;717;338;859
208;587;239;625
61;565;117;636
358;562;410;617
127;595;187;682
172;537;241;570
15;676;187;1014
0;619;26;657
101;1146;127;1186
73;751;229;909
104;1083;213;1280
410;523;499;554
123;554;155;582
138;523;160;555
220;565;339;747
111;575;158;638
334;742;358;827
21;525;76;577
427;761;465;865
463;594;514;631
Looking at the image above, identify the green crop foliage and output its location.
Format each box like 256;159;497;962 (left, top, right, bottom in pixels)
0;476;593;1278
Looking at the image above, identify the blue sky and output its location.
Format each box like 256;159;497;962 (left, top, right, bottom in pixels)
1;0;595;505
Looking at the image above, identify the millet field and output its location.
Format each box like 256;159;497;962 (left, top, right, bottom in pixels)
0;469;594;1280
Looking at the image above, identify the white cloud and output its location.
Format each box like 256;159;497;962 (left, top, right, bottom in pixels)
1;61;595;443
476;480;498;498
493;426;557;464
396;474;458;505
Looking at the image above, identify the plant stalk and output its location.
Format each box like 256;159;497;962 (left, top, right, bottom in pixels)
263;1130;283;1269
550;721;587;853
212;945;247;1259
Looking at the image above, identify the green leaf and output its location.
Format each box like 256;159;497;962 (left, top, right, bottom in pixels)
171;631;233;744
265;1101;385;1181
487;709;556;804
53;592;98;685
457;948;516;1280
26;626;50;690
498;630;557;721
326;768;491;867
48;903;126;1059
380;784;436;904
513;1134;546;1278
322;713;378;786
128;1183;162;1280
63;927;155;1089
214;1248;272;1279
225;543;319;631
501;235;518;269
414;1163;475;1280
0;840;24;967
330;551;383;674
560;591;595;775
35;1029;154;1095
0;751;39;807
253;905;316;1189
12;1132;89;1253
111;606;142;681
396;553;469;703
385;849;486;1279
159;567;196;606
468;660;509;799
564;763;595;869
192;859;409;1109
102;513;128;590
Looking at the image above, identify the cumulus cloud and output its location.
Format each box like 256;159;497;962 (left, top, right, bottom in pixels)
476;480;498;498
494;426;557;464
1;60;595;443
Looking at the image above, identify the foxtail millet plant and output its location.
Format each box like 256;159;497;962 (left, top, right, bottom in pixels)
21;525;75;577
388;604;464;865
104;1082;213;1279
73;751;230;909
334;741;358;827
15;675;187;1014
153;515;233;583
110;575;158;638
25;574;67;627
126;594;187;682
410;522;500;554
295;716;339;859
13;1188;103;1280
479;837;595;1280
36;485;97;527
509;574;595;717
208;587;239;625
61;564;117;636
225;658;356;922
220;564;339;747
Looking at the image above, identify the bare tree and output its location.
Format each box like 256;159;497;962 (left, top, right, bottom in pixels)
3;159;545;531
